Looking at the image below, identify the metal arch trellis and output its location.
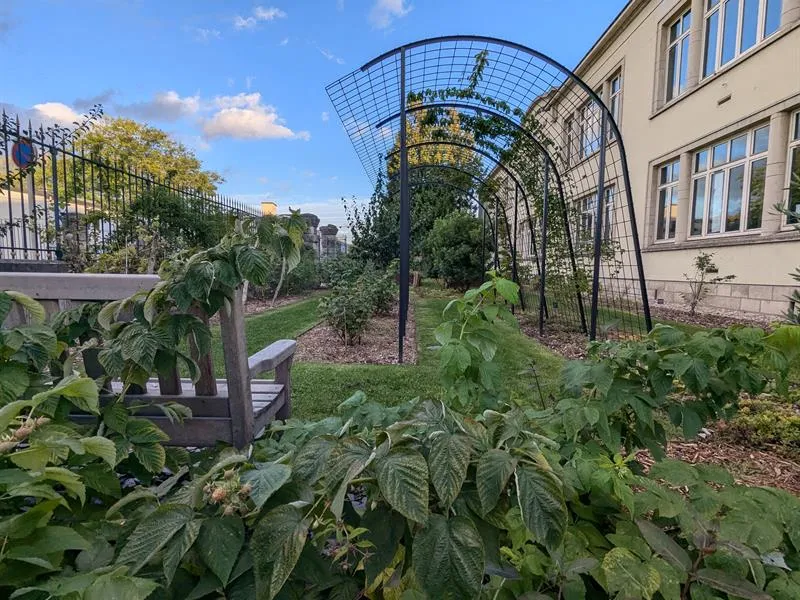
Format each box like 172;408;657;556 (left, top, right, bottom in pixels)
326;35;652;362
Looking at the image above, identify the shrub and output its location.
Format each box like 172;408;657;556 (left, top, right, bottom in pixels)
681;251;735;315
424;211;491;290
726;394;800;449
317;283;373;345
362;264;397;315
274;246;320;296
319;254;367;288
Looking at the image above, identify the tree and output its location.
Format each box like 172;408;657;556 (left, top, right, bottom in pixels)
256;209;307;305
424;211;491;290
81;117;223;194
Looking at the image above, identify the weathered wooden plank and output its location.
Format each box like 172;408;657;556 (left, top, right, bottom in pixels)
109;379;283;398
248;340;297;377
158;366;182;395
274;353;294;421
0;272;158;301
219;287;254;448
189;306;217;396
99;393;234;418
72;414;233;447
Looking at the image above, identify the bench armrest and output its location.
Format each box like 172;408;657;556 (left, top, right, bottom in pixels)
248;339;297;378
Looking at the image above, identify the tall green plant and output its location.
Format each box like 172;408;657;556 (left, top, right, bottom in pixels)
256;209;307;306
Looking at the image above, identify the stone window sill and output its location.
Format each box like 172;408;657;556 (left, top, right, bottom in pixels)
643;228;800;252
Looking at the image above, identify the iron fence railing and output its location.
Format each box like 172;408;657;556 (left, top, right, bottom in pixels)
0;110;258;263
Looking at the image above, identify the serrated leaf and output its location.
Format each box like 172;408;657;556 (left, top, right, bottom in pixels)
251;505;308;600
294;437;336;484
126;418;170;444
494;278;520;305
197;517;245;586
163;519;201;585
0;291;12;325
375;447;429;524
80;436;117;468
636;519;691;572
428;431;471;509
84;573;158;600
362;505;406;584
515;461;567;550
412;514;484;600
241;463;292;510
0;365;30;405
602;548;661;599
32;375;99;414
116;503;193;574
133;443;166;473
694;568;770;600
476;449;516;514
75;538;114;572
5;291;45;324
0;398;33;430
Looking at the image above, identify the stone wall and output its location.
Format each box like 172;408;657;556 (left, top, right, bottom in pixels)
647;280;796;316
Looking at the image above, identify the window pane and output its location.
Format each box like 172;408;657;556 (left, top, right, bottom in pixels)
670;20;681;42
790;147;800;224
752;125;770;154
604;189;614;240
794;114;800;141
712;142;728;166
747;157;766;229
708;171;724;233
730;135;748;160
611;76;621;94
695;150;709;172
682;11;692;32
679;36;690;94
660;166;669;185
708;0;721;8
721;0;739;65
692;178;707;235
667;46;678;101
725;164;745;231
740;0;759;52
668;188;678;238
704;12;720;77
657;188;668;239
764;0;782;37
671;161;680;182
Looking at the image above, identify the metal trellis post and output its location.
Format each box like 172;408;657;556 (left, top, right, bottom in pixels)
539;162;549;335
398;47;410;364
589;111;608;341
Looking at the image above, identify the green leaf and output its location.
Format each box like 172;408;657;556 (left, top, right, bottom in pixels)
694;568;770;600
5;291;46;325
412;514;484;600
0;365;30;404
236;246;271;286
441;342;472;374
0;291;12;325
32;375;99;414
476;449;516;514
375;446;429;524
428;431;471;509
133;442;166;473
126;418;170;443
636;519;691;572
434;322;454;345
681;407;703;440
10;446;52;471
8;525;90;557
197;517;245;586
494;278;520;305
75;538;114;572
251;505;309;600
84;572;159;600
80;436;118;468
362;505;406;584
163;519;201;585
601;548;661;599
294;436;337;485
0;398;32;430
241;463;292;510
515;461;567;550
116;503;194;574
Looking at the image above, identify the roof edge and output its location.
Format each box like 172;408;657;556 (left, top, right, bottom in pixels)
573;0;648;76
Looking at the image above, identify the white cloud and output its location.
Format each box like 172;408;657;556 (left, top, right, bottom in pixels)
321;111;330;122
32;102;82;125
279;37;289;46
234;6;286;30
319;48;345;64
233;15;257;29
254;6;286;20
245;76;256;90
369;0;411;28
258;176;270;184
121;90;200;122
203;92;310;141
195;27;221;42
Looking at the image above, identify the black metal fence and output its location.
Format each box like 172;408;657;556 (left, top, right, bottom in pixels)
0;111;258;264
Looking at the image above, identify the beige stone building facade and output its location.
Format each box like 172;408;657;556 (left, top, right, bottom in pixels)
548;0;800;317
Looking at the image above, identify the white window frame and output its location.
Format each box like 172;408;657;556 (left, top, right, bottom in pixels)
608;71;623;140
689;124;770;238
666;9;692;101
578;186;615;242
786;110;800;227
703;0;783;79
580;99;602;159
564;115;577;167
656;160;681;241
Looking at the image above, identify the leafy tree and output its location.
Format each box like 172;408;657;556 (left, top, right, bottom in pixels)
424;211;491;289
81;117;223;194
681;251;736;315
255;209;307;306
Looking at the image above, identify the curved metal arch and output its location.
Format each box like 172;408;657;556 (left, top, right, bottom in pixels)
360;35;651;332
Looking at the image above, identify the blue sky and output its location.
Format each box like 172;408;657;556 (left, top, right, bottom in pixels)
0;0;627;230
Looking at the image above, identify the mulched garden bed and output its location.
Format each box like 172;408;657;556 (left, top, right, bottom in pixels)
650;304;773;328
636;435;800;496
295;304;417;365
209;291;322;323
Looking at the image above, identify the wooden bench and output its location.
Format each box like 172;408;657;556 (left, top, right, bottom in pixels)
1;273;296;448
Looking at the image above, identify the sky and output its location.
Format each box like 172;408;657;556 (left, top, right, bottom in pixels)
0;0;628;232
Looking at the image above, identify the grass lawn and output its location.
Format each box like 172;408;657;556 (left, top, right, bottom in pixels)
208;292;566;421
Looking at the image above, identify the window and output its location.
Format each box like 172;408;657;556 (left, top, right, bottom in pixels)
703;0;783;78
608;71;623;139
580;100;602;158
578;187;615;242
666;9;691;101
787;111;800;225
564;116;577;167
690;124;770;236
656;160;680;240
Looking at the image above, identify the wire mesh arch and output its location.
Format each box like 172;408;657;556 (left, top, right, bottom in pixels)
327;35;652;357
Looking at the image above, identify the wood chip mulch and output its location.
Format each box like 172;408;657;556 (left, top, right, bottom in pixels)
649;305;771;329
295;304;417;365
519;318;588;359
209;292;322;324
635;436;800;496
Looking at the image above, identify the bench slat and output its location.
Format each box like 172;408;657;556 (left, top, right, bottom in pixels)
248;340;297;377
